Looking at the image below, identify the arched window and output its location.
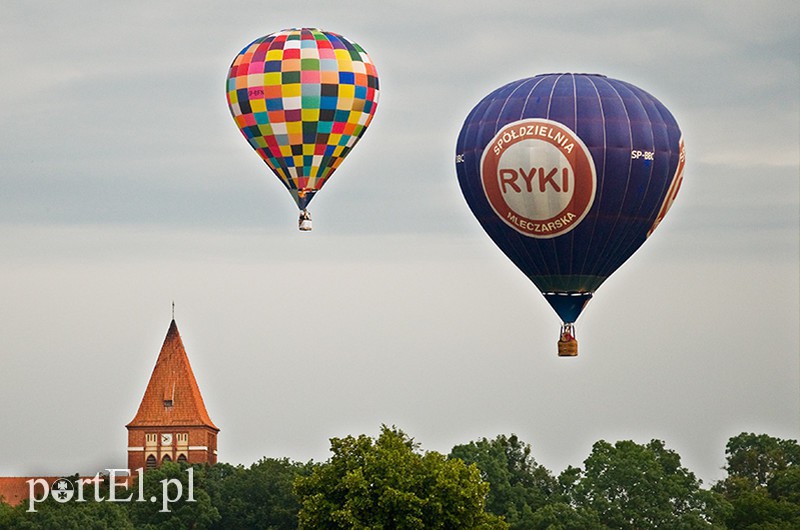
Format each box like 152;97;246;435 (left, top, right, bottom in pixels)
146;455;157;469
162;454;172;463
177;453;187;464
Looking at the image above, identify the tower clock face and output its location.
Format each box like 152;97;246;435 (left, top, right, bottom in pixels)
161;433;173;445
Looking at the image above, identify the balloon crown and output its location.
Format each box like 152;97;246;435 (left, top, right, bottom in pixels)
538;73;607;77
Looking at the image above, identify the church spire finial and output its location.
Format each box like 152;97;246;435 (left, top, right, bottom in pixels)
172;301;175;321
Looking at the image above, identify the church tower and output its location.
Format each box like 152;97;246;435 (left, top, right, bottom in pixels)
126;319;219;471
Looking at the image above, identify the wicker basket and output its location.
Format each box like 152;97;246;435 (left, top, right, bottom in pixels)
558;338;578;357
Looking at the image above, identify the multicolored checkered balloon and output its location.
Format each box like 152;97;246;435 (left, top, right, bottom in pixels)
226;28;380;216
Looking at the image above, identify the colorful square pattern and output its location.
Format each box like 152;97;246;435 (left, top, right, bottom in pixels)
226;28;379;209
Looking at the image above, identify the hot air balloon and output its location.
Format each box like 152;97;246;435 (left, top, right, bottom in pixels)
456;74;684;356
226;28;379;230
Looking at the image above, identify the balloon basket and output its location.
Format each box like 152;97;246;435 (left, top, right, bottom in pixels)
558;323;578;356
298;210;312;231
558;338;578;357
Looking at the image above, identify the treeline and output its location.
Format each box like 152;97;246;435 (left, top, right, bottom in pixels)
1;429;798;529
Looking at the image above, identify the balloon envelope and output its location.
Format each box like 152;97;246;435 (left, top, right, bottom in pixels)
226;28;379;211
456;74;684;323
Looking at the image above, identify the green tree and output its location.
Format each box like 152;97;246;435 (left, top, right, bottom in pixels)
720;432;800;489
565;439;728;529
126;462;220;530
1;475;133;530
526;501;604;530
206;458;311;529
293;425;507;529
0;500;24;530
713;432;800;529
9;500;133;530
769;465;800;504
449;434;558;528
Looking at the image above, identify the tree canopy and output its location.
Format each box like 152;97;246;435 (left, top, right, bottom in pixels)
0;430;797;529
564;439;729;529
713;433;800;529
293;425;506;529
205;458;312;530
449;434;558;528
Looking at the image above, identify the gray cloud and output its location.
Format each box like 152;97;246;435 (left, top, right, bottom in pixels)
0;1;797;485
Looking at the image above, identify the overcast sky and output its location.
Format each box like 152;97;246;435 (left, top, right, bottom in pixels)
1;1;798;486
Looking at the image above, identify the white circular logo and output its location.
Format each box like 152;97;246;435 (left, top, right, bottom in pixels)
480;119;596;238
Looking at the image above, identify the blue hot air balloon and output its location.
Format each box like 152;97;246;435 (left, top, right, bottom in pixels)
455;73;684;356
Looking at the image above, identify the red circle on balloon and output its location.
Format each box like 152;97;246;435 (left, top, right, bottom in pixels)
480;119;596;239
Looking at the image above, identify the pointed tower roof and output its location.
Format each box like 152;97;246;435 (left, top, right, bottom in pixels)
127;320;218;431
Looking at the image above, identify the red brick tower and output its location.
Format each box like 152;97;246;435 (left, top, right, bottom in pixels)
126;320;219;471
